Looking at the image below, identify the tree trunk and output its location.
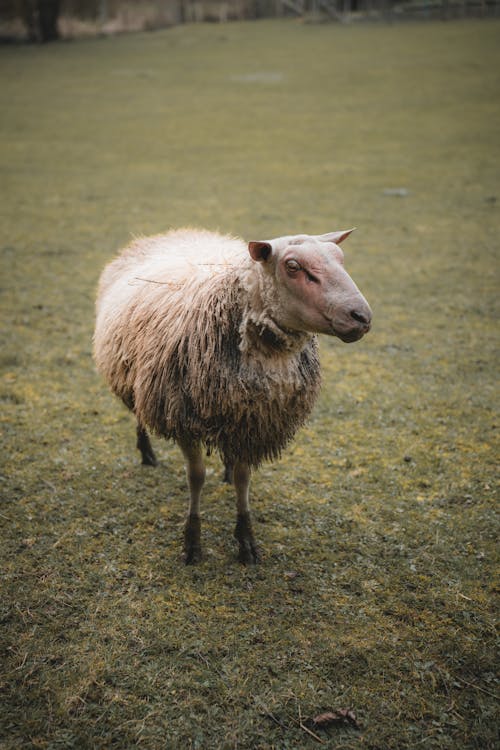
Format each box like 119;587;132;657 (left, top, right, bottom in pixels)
22;0;60;42
38;0;60;41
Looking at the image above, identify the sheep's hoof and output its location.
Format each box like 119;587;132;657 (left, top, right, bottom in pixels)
184;514;202;565
184;544;202;565
136;427;158;467
237;539;260;565
141;451;158;467
234;513;260;565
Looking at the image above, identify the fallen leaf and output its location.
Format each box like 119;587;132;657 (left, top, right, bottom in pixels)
310;708;360;730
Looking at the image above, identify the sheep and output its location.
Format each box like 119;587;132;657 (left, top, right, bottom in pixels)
94;228;372;564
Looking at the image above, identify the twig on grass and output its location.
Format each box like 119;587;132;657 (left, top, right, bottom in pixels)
454;675;499;700
14;652;28;671
252;696;288;731
52;531;72;548
297;705;325;744
299;721;326;744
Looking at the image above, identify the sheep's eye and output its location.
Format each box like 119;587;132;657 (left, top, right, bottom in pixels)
285;259;301;273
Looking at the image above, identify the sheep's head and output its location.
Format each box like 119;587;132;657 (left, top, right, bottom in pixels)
248;230;372;343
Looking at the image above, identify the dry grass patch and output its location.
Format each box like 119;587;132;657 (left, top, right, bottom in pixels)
1;18;499;749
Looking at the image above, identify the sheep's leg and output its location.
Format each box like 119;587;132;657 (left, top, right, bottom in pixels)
136;423;157;466
222;461;233;484
233;461;260;564
179;438;205;564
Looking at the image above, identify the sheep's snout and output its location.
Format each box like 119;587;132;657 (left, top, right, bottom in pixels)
348;306;372;339
328;296;372;343
350;308;371;328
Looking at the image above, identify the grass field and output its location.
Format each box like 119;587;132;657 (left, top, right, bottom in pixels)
1;18;499;749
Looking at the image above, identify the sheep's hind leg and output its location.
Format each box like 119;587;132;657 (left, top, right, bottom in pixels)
136;423;157;466
222;461;233;484
233;461;260;564
179;438;205;564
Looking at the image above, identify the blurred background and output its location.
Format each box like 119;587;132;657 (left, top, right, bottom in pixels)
1;0;499;42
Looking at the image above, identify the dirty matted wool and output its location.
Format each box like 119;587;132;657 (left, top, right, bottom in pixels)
94;230;321;468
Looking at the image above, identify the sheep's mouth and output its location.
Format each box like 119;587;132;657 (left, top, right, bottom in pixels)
323;314;369;343
329;321;370;343
336;328;366;343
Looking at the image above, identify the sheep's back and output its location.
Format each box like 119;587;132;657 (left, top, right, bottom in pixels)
94;229;246;403
97;228;246;297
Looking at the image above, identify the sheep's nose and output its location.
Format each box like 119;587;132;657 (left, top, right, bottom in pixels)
350;308;372;329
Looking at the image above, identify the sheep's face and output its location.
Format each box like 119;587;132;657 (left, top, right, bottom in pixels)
248;231;372;342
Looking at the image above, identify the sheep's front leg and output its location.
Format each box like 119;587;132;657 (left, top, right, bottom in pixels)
233;461;260;564
179;439;205;564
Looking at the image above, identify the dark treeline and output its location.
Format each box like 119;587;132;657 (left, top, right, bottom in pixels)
0;0;499;42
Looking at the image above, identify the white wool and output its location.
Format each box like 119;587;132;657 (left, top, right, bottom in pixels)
97;229;252;335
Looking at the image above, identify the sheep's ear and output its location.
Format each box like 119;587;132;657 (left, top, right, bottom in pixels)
317;229;356;245
248;241;273;262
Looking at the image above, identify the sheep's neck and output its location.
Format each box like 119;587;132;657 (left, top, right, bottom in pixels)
238;260;312;358
241;314;311;357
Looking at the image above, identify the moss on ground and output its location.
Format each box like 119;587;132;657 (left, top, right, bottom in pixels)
1;18;499;749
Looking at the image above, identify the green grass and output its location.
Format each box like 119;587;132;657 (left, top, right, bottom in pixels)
1;18;499;749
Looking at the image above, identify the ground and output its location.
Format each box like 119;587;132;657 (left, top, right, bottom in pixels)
0;18;498;749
